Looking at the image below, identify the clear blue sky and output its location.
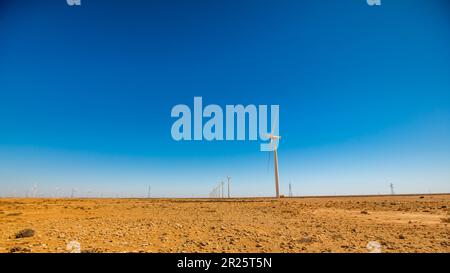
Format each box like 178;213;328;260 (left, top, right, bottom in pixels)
0;0;449;197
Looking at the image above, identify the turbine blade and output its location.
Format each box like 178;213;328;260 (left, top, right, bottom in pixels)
270;110;279;136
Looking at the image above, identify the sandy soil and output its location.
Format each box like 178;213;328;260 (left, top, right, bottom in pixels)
0;195;449;253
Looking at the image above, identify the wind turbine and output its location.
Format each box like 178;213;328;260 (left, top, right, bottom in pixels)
31;184;38;198
227;176;231;198
266;115;281;198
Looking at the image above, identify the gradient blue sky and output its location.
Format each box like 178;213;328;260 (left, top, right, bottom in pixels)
0;0;449;197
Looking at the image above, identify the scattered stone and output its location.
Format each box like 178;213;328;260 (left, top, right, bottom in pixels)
10;246;31;253
366;241;382;253
360;210;369;215
298;236;314;244
81;248;102;253
66;241;81;253
399;234;405;240
7;212;22;216
15;229;35;238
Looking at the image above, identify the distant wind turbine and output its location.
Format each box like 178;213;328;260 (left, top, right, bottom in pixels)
227;176;231;198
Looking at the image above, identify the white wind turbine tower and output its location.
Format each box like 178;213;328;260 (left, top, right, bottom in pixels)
227;176;231;198
31;184;38;198
267;114;281;198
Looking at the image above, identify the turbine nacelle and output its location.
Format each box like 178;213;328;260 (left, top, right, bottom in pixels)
265;134;281;150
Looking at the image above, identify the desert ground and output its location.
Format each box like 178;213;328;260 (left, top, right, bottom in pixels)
0;195;449;253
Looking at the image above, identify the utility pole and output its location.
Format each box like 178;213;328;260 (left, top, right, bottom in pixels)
227;176;231;198
221;181;224;198
390;183;395;195
289;183;293;197
147;185;151;198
